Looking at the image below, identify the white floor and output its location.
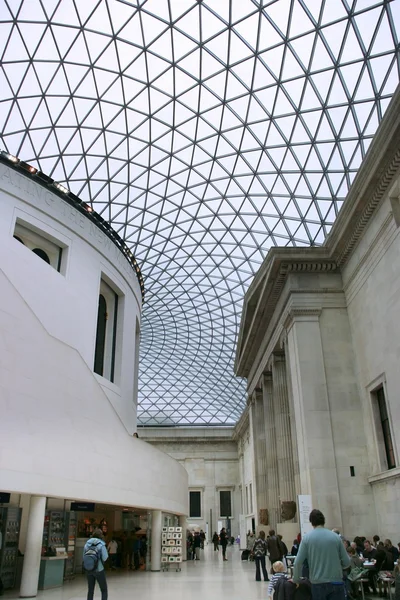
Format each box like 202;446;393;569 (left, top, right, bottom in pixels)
4;545;270;600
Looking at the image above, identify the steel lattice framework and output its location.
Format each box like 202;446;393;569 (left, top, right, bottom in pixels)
0;0;399;425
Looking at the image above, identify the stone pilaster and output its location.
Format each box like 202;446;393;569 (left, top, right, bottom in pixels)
271;352;296;514
281;336;300;496
262;373;280;530
285;309;343;528
248;394;258;520
253;388;268;528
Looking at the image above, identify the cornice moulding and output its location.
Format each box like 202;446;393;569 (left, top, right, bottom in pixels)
235;85;400;381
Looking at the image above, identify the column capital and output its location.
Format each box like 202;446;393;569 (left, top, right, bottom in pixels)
283;308;321;332
262;371;272;384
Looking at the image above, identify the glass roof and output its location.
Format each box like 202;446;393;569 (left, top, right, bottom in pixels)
1;0;399;426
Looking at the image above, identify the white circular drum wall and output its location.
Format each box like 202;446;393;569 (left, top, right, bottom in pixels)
0;163;188;515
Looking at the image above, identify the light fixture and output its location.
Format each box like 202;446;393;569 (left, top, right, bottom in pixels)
53;181;69;194
1;151;19;163
20;161;38;174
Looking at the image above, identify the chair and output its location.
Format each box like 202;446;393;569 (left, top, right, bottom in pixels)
378;572;395;600
353;577;370;600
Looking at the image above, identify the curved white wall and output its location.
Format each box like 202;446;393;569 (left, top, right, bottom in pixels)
0;163;142;433
0;164;188;515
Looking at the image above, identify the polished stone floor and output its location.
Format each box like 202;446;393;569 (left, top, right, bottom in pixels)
5;545;270;600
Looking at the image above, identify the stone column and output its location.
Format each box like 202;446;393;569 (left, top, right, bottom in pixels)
285;309;342;528
179;515;188;561
151;510;162;572
20;495;46;598
248;396;258;520
283;342;300;496
253;388;268;530
272;352;296;514
262;373;280;530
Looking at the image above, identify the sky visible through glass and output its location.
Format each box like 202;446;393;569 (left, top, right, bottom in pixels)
0;0;399;425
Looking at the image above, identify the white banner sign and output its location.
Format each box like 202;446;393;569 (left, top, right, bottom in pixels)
297;494;313;538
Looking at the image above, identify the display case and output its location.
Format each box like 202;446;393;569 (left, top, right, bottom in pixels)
64;512;76;579
42;511;66;555
0;507;22;589
161;527;182;572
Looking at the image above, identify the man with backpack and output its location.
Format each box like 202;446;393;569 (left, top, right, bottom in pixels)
83;528;109;600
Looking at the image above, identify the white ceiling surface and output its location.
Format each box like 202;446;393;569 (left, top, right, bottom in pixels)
0;0;399;425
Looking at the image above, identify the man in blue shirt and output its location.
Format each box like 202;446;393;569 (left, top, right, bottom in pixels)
293;510;350;600
83;528;109;600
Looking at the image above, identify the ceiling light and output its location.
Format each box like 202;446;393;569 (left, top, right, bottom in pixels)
20;161;38;174
53;182;69;194
1;151;19;163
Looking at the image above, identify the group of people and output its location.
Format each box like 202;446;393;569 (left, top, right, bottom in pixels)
105;530;146;571
250;510;400;600
187;529;206;560
250;529;289;582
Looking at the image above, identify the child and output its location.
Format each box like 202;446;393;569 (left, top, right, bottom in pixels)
267;561;289;598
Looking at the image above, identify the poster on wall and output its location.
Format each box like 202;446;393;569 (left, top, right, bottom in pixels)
297;495;313;538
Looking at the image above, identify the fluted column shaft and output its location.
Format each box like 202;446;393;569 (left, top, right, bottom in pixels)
262;373;280;531
272;353;296;509
284;345;300;495
253;389;268;524
248;397;258;518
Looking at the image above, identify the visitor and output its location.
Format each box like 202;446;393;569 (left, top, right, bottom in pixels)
107;536;118;570
267;530;284;573
252;530;269;582
193;531;201;560
372;535;380;548
291;539;299;556
220;527;228;561
212;531;219;551
84;528;108;600
278;534;288;565
363;540;377;561
384;539;399;561
199;529;205;549
267;561;288;598
347;546;363;569
293;509;350;600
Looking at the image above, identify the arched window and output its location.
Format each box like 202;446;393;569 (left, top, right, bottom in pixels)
13;220;64;272
94;279;120;382
32;248;50;264
94;294;107;377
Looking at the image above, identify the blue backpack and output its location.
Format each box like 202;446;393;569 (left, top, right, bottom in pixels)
83;541;102;572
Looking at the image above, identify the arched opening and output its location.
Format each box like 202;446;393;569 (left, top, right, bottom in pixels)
94;294;107;377
13;235;25;244
32;248;50;264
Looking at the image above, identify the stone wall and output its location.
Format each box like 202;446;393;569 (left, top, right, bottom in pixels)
140;427;240;538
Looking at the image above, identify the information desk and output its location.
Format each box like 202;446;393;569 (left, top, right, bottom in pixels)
39;556;68;590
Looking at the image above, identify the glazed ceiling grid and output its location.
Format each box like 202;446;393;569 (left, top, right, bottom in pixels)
0;0;399;425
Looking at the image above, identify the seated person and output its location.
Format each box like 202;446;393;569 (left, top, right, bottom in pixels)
363;540;377;561
267;561;288;598
290;540;299;556
384;539;399;562
348;547;363;569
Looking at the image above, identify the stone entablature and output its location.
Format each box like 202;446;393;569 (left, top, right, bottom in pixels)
235;86;400;383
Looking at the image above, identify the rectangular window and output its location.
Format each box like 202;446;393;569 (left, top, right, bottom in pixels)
14;220;64;273
220;491;232;518
245;486;249;514
249;483;253;513
189;491;201;518
376;386;396;469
